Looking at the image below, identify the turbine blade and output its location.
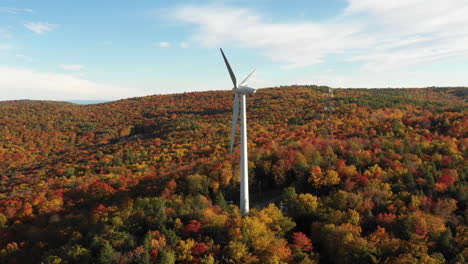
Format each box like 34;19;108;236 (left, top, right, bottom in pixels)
230;93;240;153
239;69;256;87
220;48;237;88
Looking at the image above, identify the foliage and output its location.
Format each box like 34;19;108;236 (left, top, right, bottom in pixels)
0;86;466;263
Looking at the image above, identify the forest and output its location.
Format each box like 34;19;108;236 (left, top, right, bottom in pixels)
0;86;466;264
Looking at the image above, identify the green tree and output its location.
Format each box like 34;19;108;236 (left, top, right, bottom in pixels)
142;231;152;264
158;249;175;264
98;241;116;264
186;174;210;196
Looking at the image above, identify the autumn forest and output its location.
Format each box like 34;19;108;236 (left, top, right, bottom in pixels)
0;86;467;264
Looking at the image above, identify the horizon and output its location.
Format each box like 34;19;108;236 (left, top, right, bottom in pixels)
1;0;468;101
0;85;466;104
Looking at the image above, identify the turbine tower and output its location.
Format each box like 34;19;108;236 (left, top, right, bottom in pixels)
220;48;256;215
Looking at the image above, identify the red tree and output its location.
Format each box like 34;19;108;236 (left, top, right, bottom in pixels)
291;232;313;252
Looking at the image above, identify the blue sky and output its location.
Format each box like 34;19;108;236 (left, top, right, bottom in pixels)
1;0;467;100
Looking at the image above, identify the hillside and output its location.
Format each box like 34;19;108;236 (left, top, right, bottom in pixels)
0;86;467;263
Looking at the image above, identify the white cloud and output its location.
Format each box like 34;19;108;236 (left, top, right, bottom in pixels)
180;42;189;48
345;0;468;35
0;7;33;14
292;70;468;88
244;68;467;89
159;41;171;47
60;64;86;70
0;67;147;101
24;22;58;34
171;1;468;71
344;0;468;71
0;44;13;50
173;5;369;69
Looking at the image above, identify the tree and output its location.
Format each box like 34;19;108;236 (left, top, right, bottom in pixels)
158;249;175;264
192;243;207;255
296;193;318;217
98;241;116;264
291;232;313;252
438;228;454;257
308;166;340;188
282;186;298;211
66;245;91;263
0;213;7;228
255;204;295;236
186;174;210;196
215;191;227;208
88;181;115;200
176;238;196;262
142;231;152;264
325;169;340;186
41;256;64;264
199;255;215;264
184;220;202;236
308;166;324;188
226;241;248;263
271;160;288;186
321;223;377;264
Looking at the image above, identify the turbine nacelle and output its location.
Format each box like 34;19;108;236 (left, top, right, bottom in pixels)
234;86;256;94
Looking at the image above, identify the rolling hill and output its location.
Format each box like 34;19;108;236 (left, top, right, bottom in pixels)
0;86;467;263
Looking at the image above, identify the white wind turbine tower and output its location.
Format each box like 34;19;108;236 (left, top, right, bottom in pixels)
220;48;256;216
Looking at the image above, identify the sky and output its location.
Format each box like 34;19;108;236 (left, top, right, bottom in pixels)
1;0;468;101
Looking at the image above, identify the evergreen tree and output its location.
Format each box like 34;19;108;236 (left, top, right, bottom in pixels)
98;241;116;264
215;191;227;209
142;231;152;264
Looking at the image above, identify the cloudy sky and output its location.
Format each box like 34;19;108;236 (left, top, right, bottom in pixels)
1;0;467;101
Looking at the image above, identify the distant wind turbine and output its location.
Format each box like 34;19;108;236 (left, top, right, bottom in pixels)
220;48;256;216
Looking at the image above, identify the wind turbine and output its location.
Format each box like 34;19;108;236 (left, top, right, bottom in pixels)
220;48;256;216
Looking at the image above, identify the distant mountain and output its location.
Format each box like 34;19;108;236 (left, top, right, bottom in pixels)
0;99;111;105
66;100;111;105
0;99;74;105
0;86;466;264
